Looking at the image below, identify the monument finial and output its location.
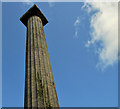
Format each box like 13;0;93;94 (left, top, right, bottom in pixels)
20;4;48;27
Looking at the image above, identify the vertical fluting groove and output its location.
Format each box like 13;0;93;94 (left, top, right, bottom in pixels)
30;17;37;107
49;64;59;106
36;16;44;107
49;63;59;107
30;18;32;108
29;18;32;107
38;18;47;108
27;19;32;107
34;16;39;108
42;35;52;106
44;40;54;106
41;28;48;108
38;18;42;106
41;27;55;106
29;17;32;107
43;30;59;106
33;16;38;108
43;36;49;108
40;24;46;108
40;25;51;107
37;17;45;107
45;37;59;107
24;26;28;107
41;23;50;108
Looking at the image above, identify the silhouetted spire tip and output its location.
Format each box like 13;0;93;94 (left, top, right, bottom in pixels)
20;4;48;27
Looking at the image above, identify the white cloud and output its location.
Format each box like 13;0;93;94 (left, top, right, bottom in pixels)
119;2;120;61
74;16;80;38
74;16;80;26
83;2;118;69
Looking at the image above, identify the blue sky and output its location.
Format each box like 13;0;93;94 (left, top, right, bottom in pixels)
2;2;118;107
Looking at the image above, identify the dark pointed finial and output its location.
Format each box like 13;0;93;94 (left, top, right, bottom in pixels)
20;4;48;27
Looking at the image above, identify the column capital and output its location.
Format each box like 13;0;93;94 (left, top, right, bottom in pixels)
20;4;48;27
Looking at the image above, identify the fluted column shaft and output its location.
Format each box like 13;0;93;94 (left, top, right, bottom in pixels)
24;15;59;108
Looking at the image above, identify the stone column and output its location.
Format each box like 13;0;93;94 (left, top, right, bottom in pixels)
20;4;59;108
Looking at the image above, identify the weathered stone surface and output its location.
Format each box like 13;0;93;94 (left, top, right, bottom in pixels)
20;4;59;108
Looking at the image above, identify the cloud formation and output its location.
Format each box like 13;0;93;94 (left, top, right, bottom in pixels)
74;16;80;26
83;2;118;69
74;16;80;38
